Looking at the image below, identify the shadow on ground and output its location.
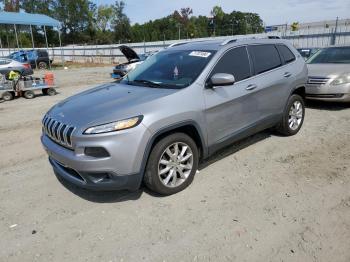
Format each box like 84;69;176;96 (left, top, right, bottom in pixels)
56;174;143;203
199;131;271;170
306;100;349;111
56;130;273;202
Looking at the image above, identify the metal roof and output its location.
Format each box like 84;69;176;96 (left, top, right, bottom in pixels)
0;12;60;27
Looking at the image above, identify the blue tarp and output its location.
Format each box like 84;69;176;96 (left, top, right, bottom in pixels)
0;12;60;27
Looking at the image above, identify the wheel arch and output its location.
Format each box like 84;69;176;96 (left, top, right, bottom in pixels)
139;121;208;178
291;85;306;98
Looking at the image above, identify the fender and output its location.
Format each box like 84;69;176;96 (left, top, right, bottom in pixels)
138;120;208;178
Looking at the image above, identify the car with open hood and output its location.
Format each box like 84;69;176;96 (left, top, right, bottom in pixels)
111;45;152;79
306;46;350;102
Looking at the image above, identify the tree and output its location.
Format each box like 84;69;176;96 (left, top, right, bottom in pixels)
113;0;131;42
2;0;20;11
51;0;96;44
96;5;114;32
211;5;224;20
20;0;53;14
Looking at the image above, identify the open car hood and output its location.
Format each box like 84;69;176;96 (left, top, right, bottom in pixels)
119;45;140;62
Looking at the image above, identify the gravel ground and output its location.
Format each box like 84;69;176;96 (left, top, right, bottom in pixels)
0;67;349;262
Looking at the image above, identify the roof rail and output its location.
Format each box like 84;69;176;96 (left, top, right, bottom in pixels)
220;35;281;46
167;41;189;48
167;39;210;48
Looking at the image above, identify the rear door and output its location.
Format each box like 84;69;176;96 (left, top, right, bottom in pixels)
247;44;293;120
203;46;261;148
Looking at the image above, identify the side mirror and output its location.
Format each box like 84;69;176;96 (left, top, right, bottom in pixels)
207;73;235;88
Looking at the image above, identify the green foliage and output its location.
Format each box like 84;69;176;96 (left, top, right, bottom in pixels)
113;0;131;42
96;5;114;32
0;2;265;47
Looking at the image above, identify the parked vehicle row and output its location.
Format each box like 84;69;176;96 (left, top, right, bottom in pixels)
42;37;308;195
8;49;52;69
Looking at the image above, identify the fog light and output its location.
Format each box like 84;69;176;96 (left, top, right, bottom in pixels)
84;147;110;158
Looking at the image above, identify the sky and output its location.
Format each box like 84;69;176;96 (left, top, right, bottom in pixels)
94;0;350;26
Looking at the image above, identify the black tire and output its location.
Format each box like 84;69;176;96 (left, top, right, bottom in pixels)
42;88;48;95
276;94;305;136
38;61;48;70
2;91;14;101
143;133;199;195
24;90;35;99
47;88;56;96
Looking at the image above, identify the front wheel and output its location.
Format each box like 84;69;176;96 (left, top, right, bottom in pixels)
2;91;14;101
144;133;199;195
276;94;305;136
24;90;35;99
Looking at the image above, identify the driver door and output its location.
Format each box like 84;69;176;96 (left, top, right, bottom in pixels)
203;46;260;150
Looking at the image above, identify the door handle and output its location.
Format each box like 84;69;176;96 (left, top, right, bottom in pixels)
284;72;292;78
246;84;257;91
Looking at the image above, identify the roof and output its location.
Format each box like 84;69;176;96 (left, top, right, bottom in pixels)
168;37;288;51
0;12;60;27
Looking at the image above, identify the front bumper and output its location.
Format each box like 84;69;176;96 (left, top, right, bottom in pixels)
306;83;350;102
49;157;142;191
111;69;128;79
41;123;152;191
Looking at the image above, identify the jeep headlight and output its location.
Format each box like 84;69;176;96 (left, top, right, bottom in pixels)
84;116;143;135
331;74;350;86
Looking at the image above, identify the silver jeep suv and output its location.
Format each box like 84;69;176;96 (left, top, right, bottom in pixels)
41;38;307;195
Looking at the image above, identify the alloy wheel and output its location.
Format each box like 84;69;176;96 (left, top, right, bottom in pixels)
288;101;303;130
158;142;194;188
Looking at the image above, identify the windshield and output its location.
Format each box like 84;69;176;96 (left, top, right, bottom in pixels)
307;47;350;64
9;52;27;62
121;49;216;89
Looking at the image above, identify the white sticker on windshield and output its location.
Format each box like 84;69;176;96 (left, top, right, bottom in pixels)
189;51;211;58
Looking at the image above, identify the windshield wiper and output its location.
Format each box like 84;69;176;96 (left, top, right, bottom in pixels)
132;79;162;88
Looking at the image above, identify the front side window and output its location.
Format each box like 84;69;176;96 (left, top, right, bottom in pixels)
209;46;251;82
121;49;216;89
307;47;350;64
277;45;296;64
248;44;282;75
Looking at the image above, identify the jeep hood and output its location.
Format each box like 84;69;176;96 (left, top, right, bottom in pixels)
48;83;178;129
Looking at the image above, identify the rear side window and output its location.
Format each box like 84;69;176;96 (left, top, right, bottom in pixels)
248;45;282;75
38;51;48;57
0;59;10;65
277;45;296;64
210;46;251;82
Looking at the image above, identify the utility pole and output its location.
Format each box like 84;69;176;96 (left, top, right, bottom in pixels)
331;17;339;45
177;24;181;40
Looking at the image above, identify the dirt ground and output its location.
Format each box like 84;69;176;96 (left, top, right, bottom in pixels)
0;67;349;262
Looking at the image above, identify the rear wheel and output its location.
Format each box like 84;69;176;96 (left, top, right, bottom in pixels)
24;90;35;99
276;94;305;136
47;88;56;96
2;91;14;101
144;133;199;195
38;61;48;70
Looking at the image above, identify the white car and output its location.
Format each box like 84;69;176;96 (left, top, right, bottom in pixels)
306;46;350;102
0;58;33;76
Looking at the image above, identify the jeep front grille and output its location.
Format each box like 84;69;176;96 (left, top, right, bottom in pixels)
307;76;330;85
42;115;76;148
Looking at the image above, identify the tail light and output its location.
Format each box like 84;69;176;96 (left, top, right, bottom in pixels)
23;63;31;69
